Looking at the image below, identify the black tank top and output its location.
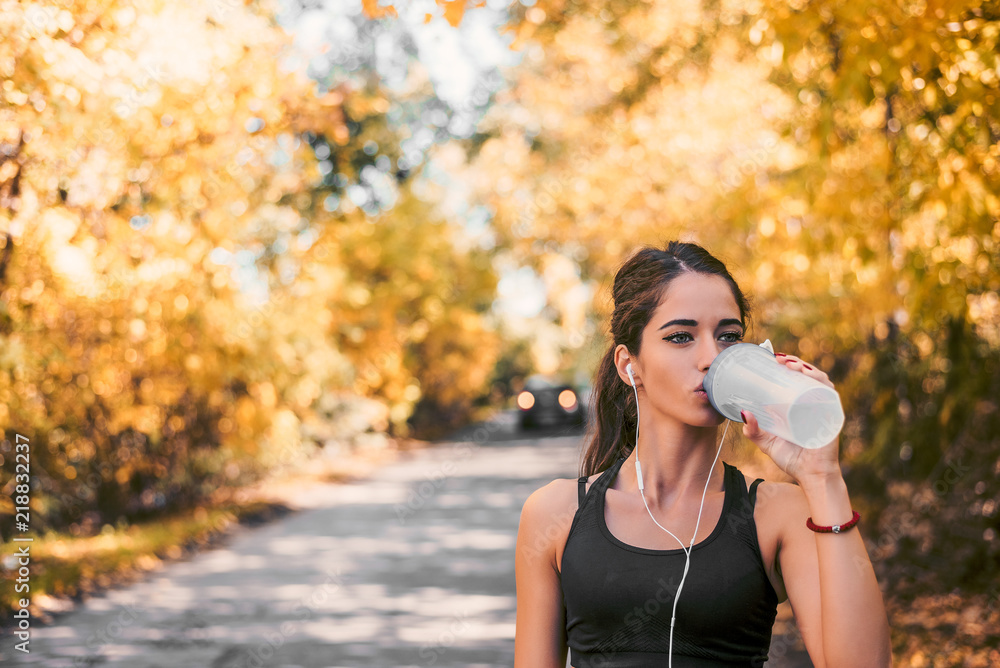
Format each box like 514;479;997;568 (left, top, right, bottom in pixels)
560;456;778;668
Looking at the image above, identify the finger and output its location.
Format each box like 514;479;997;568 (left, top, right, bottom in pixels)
776;354;834;387
773;354;805;371
790;359;833;387
740;410;763;441
774;352;802;366
779;356;815;372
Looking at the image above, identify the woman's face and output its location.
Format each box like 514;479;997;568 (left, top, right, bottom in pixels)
634;272;745;428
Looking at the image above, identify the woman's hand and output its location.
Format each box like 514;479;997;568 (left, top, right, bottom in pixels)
744;354;893;667
740;353;843;486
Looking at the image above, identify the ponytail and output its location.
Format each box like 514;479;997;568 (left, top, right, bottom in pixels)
582;346;636;476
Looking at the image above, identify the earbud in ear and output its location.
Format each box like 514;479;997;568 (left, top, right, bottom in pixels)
626;362;635;386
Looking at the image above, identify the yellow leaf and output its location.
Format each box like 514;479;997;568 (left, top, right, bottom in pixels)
361;0;398;19
437;0;466;27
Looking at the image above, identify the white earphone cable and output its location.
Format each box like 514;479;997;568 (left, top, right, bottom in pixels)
630;371;730;668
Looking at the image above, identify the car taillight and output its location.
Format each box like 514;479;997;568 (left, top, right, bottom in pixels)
517;391;535;410
558;389;577;409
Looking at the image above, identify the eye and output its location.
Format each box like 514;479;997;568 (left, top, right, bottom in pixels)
664;331;744;344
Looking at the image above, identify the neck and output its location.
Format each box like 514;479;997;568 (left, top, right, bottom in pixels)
622;416;727;508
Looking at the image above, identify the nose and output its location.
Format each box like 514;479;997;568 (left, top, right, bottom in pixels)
698;336;720;372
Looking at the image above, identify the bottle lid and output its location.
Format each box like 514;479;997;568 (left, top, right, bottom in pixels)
703;342;775;420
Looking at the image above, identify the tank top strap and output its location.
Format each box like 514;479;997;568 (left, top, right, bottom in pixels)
566;457;621;545
749;477;764;507
721;460;739;496
722;461;758;498
580;456;626;506
598;456;627;493
720;462;770;559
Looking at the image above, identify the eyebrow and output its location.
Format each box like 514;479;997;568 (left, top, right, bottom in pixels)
658;318;744;331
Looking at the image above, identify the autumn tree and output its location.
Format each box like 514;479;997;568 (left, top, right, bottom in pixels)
0;0;500;547
376;0;1000;661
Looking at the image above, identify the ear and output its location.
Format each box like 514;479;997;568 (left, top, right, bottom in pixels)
614;344;635;387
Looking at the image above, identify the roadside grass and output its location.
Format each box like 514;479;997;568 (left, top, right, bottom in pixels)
0;498;293;625
0;437;427;628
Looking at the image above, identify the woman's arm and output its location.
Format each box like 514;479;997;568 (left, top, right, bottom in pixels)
744;353;892;668
514;480;574;668
764;477;892;668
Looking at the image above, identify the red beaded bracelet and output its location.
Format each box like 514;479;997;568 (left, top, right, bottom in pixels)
806;510;861;534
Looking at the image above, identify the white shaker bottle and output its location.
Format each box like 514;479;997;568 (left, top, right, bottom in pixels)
703;339;845;449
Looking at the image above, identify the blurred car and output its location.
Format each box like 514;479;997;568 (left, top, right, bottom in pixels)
516;375;588;430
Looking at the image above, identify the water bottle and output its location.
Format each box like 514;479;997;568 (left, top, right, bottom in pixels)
703;339;845;449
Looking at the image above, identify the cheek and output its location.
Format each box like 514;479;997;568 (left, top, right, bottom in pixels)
645;360;679;390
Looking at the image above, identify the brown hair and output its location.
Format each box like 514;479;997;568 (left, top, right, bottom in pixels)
581;241;752;477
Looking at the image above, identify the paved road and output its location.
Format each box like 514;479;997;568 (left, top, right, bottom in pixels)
4;432;581;668
4;423;811;667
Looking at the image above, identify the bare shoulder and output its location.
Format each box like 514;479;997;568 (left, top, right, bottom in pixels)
742;475;810;602
518;475;594;571
748;476;810;538
750;476;808;514
516;477;589;666
519;477;580;536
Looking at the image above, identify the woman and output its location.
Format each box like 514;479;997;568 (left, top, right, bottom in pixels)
514;242;891;667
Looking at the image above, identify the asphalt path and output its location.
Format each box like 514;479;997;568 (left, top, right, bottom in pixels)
4;414;810;667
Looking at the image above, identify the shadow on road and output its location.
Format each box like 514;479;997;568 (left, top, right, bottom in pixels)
6;415;811;667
